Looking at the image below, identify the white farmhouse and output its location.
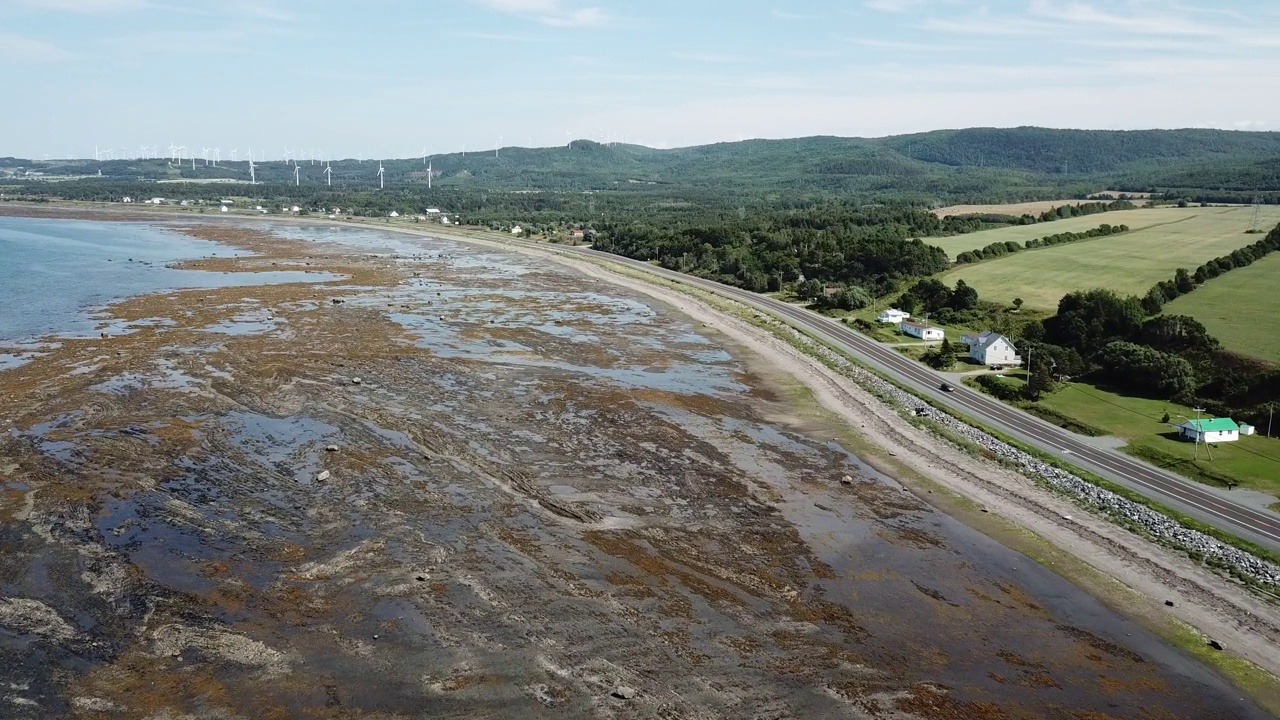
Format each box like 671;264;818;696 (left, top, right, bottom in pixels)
511;225;524;235
877;308;910;324
961;331;1022;366
389;211;400;217
1177;418;1240;444
900;320;944;341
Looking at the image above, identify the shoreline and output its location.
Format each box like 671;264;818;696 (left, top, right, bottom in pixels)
5;204;1280;712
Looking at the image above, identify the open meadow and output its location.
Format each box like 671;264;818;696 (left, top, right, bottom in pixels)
1163;250;1280;362
927;206;1200;259
938;205;1280;309
931;198;1147;219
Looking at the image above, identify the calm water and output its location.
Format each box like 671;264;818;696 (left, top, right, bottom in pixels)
0;216;336;347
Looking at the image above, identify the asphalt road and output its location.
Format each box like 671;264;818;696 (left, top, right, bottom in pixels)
562;246;1280;554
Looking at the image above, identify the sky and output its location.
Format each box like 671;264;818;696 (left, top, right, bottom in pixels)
1;0;1278;160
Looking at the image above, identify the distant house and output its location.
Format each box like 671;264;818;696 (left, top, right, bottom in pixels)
388;211;399;217
425;208;441;214
219;205;228;212
961;331;1022;366
900;320;944;341
1177;418;1240;444
121;196;133;203
570;229;586;238
149;198;165;204
877;308;910;324
511;225;524;235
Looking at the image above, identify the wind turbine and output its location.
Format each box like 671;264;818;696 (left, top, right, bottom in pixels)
422;147;428;164
213;148;220;166
377;160;385;190
283;146;293;165
169;144;178;162
248;157;256;184
495;135;502;158
94;145;101;161
294;164;300;186
324;164;332;187
426;161;432;190
230;148;237;162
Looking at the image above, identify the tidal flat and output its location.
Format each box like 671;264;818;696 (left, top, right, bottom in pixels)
0;215;1268;719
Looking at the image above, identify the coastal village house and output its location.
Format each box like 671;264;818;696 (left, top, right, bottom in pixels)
960;331;1022;366
1177;418;1241;444
900;319;944;341
877;308;910;324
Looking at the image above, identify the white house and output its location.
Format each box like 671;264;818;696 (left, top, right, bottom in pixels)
877;308;911;324
511;225;524;235
961;331;1022;366
1177;418;1240;444
219;205;228;212
425;208;441;214
900;319;944;341
121;196;133;203
389;211;399;217
149;198;165;205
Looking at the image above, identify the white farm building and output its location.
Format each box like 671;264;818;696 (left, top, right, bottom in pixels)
900;320;944;341
961;331;1022;366
1177;418;1240;444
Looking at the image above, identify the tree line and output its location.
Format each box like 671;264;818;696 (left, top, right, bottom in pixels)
1139;231;1280;314
954;223;1129;265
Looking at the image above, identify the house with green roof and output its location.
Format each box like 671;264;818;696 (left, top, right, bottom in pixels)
1176;418;1240;444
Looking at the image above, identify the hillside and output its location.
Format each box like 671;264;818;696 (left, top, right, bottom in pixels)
6;127;1280;204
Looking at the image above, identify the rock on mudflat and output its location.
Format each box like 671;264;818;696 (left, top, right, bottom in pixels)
325;445;339;453
840;475;854;485
315;470;331;482
351;377;362;385
612;686;637;700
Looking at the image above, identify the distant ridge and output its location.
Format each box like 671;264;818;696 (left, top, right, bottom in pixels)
4;127;1279;201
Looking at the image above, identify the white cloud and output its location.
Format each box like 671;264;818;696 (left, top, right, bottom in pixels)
863;0;925;12
672;51;750;64
475;0;609;27
771;9;818;20
18;0;145;11
0;33;74;62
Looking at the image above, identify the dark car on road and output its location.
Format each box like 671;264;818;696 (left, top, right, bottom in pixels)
939;382;953;392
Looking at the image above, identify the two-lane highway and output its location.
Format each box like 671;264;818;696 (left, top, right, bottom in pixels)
560;245;1280;553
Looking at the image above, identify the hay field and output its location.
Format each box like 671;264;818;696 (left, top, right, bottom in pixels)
938;205;1280;311
926;207;1191;259
1163;251;1280;362
931;199;1147;218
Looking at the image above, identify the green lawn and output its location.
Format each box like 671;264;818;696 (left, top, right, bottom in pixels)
938;205;1280;310
1163;251;1280;362
1034;382;1280;495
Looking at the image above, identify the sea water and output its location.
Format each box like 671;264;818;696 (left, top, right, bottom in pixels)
0;216;338;350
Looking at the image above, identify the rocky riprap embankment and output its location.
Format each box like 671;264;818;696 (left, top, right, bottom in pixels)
752;312;1280;588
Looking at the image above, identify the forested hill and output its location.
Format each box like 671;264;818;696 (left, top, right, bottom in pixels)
7;127;1280;202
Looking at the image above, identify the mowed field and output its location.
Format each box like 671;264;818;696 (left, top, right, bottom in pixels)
1164;250;1280;362
931;199;1117;219
938;205;1280;310
926;207;1194;259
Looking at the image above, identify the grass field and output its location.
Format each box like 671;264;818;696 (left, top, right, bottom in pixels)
1163;251;1280;362
931;199;1115;219
937;205;1280;309
1032;382;1280;495
925;206;1193;259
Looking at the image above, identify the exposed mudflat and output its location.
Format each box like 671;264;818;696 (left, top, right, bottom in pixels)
0;215;1268;719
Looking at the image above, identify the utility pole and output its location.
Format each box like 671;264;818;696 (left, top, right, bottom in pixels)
1269;403;1274;438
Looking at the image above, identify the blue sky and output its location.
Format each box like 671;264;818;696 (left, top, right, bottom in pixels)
1;0;1278;160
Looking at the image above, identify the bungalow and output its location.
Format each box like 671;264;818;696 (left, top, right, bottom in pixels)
961;330;1022;366
388;211;400;217
877;308;911;324
900;320;944;341
570;229;586;238
1177;418;1240;444
511;225;524;235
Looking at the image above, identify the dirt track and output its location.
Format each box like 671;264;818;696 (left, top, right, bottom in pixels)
0;213;1273;718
